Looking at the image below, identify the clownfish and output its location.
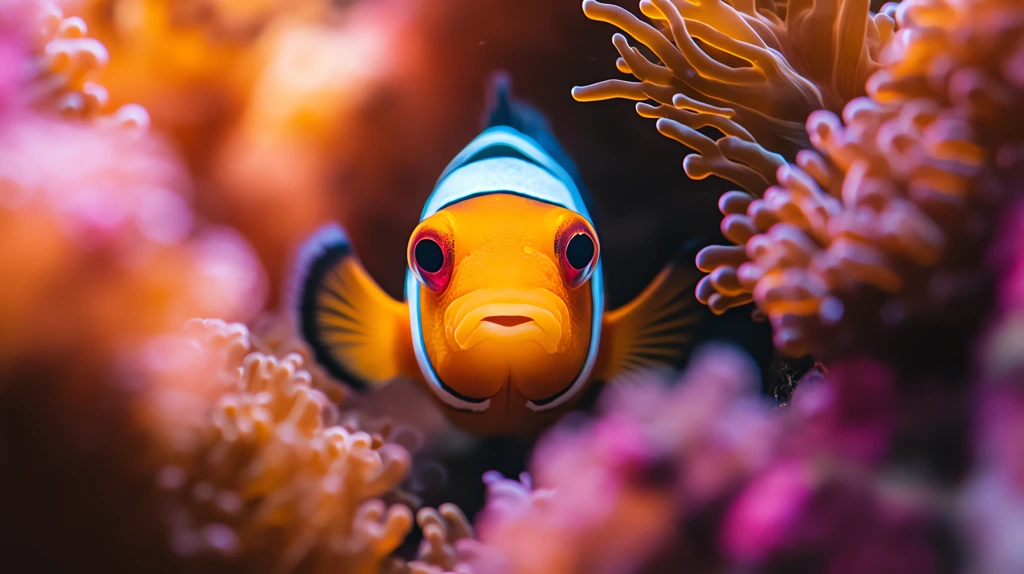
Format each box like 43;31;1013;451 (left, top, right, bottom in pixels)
292;75;703;435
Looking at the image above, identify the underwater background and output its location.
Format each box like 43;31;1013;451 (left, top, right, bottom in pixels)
0;0;1021;572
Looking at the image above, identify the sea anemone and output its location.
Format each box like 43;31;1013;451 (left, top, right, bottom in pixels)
572;0;896;195
695;0;1023;359
143;319;415;573
574;0;1021;362
397;504;477;574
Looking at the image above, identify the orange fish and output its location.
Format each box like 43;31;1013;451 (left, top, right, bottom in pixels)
293;77;702;435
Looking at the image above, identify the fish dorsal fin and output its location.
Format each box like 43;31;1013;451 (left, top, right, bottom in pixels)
292;225;416;390
594;240;708;383
482;71;595;218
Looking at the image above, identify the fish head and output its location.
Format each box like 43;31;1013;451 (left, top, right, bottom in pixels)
408;193;600;428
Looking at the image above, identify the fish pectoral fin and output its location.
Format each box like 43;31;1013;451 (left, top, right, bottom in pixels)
293;224;417;390
594;242;707;383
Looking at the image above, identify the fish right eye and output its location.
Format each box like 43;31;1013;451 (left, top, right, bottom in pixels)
409;231;453;292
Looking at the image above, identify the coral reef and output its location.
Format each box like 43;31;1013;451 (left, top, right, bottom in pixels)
460;347;776;573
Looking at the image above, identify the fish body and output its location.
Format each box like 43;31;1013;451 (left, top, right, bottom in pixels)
294;75;702;435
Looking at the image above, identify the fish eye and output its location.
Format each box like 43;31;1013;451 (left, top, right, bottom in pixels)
409;230;454;293
566;233;595;270
415;238;445;273
555;219;599;289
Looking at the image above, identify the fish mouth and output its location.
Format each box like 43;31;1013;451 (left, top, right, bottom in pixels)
445;288;570;354
481;315;533;328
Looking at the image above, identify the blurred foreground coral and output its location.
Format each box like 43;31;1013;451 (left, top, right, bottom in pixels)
0;2;423;572
408;346;961;574
1;0;266;369
141;319;414;573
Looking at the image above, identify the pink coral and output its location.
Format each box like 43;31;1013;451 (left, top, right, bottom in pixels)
719;460;816;563
446;346;952;574
962;199;1024;574
457;346;776;574
787;359;897;466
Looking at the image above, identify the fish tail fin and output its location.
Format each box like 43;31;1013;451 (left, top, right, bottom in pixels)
482;71;594;215
593;237;712;384
291;224;413;391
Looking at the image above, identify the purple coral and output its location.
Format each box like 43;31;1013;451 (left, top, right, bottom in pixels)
452;347;950;574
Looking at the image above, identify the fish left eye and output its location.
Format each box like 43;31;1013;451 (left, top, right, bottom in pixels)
566;233;595;270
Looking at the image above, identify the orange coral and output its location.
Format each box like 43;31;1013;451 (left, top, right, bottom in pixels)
250;311;349;405
697;0;1022;357
144;319;414;573
399;504;476;574
573;0;896;194
30;1;149;127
